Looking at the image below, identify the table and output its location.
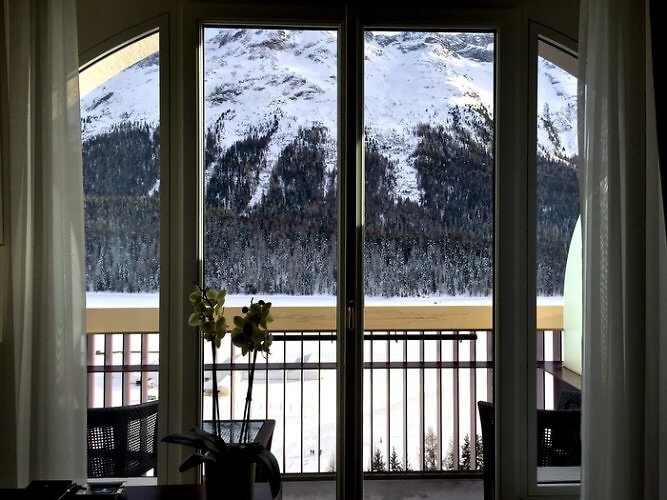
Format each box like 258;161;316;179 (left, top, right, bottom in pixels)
123;484;279;500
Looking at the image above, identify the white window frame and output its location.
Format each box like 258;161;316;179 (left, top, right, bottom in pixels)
526;20;580;499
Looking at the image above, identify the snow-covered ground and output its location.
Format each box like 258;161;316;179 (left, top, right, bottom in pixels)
86;291;563;308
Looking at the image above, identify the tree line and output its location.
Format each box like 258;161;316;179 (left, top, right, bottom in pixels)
83;107;578;297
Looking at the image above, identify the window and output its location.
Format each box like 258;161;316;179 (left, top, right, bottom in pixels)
362;30;494;479
201;26;338;479
531;30;581;492
80;31;160;480
75;4;581;497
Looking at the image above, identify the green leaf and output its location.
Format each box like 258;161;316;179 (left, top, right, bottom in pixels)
188;313;200;326
189;291;200;304
253;447;281;497
191;427;227;453
178;453;212;472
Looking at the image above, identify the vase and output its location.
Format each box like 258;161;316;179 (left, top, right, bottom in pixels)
205;458;256;500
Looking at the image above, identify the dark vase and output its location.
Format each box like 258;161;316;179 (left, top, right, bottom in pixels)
205;457;256;500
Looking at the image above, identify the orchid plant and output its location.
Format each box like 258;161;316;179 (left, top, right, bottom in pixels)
162;285;279;497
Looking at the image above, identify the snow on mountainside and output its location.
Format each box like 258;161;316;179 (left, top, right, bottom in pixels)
537;57;578;160
80;52;159;139
80;29;577;203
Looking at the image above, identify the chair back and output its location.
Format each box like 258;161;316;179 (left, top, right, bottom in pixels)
536;409;580;466
477;401;494;500
87;401;158;478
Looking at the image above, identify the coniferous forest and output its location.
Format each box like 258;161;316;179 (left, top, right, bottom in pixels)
83;106;578;297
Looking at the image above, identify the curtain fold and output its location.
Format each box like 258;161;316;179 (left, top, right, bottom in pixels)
579;0;667;498
0;0;87;487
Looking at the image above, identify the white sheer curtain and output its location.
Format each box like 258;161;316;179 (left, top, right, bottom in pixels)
579;0;667;498
0;0;87;487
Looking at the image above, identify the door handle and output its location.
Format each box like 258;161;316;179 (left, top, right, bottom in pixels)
346;301;355;331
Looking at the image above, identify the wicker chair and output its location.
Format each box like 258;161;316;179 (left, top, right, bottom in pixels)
478;402;580;498
87;401;158;478
557;389;581;410
477;401;495;500
536;409;581;466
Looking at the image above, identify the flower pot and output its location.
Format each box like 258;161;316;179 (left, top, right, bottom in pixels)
205;459;256;500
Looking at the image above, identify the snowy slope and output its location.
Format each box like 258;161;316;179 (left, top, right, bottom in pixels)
80;53;159;139
537;57;578;160
80;29;577;202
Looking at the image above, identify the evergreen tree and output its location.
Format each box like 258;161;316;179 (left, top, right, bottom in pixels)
446;434;484;470
371;448;386;472
459;433;484;471
424;429;439;471
388;447;403;472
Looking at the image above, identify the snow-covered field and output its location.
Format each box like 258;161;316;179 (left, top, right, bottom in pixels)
86;291;563;308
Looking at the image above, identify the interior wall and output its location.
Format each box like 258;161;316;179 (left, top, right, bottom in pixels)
524;0;579;41
77;0;173;59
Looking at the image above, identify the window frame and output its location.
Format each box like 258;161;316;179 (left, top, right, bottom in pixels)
527;20;580;499
77;13;173;481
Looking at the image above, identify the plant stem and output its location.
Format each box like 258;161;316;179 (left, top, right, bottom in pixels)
211;341;220;437
240;350;258;443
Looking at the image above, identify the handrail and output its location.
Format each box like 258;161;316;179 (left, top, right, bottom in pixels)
86;304;564;334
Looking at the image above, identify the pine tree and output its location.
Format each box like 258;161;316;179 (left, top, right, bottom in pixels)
371;448;386;472
388;447;403;472
460;433;483;471
424;429;439;471
447;434;484;471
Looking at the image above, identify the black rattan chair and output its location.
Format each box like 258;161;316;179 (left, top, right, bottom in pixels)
477;401;494;500
87;401;158;478
478;402;580;498
557;389;581;410
536;409;581;466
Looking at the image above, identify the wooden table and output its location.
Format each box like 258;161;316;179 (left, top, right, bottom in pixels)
124;483;279;500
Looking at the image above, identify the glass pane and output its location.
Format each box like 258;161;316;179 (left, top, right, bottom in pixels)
535;38;581;484
80;32;160;480
364;30;494;497
202;27;338;477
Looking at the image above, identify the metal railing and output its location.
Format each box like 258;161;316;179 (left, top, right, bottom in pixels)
86;321;565;477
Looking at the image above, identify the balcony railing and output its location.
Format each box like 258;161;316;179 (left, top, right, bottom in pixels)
86;304;565;477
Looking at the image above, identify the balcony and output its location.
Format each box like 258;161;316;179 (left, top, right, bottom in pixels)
86;303;573;498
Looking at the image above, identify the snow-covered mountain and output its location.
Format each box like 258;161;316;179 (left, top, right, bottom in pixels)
80;28;577;204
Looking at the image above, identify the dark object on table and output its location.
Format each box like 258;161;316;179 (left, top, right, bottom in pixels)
87;401;158;477
74;481;125;498
477;401;494;500
536;408;581;466
203;419;276;482
162;420;280;499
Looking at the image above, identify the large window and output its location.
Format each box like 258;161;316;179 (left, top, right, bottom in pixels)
75;4;582;497
362;30;494;481
202;26;338;478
